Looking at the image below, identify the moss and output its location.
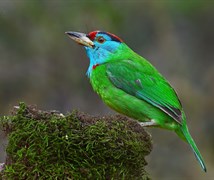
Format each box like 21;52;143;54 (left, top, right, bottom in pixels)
0;102;152;179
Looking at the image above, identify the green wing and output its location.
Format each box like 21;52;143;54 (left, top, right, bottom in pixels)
106;60;183;124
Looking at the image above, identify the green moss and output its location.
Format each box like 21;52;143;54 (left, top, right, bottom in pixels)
0;102;152;179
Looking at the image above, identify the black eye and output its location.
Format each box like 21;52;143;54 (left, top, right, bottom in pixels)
97;36;105;43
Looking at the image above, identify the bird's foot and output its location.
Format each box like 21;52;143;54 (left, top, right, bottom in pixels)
139;120;157;127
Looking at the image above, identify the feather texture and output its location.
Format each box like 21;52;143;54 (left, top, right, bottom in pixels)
106;60;183;124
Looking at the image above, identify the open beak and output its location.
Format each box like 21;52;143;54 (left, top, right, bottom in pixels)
65;31;94;48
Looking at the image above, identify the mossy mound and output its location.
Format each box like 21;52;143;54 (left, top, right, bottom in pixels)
0;103;152;179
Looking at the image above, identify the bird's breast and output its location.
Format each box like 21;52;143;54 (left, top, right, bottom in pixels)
90;64;110;98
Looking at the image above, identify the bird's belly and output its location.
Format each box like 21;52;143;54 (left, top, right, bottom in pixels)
90;67;174;127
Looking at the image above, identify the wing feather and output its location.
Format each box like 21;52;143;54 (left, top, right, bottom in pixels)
106;60;183;124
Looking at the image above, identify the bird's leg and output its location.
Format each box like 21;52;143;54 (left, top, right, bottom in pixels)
139;120;157;127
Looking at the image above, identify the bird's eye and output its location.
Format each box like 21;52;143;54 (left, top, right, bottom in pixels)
97;36;105;44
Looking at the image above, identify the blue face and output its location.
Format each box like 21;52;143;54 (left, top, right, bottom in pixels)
85;32;122;76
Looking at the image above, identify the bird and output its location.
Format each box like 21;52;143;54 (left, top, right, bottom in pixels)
65;30;206;172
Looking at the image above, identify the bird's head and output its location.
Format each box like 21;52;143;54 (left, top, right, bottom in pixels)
66;30;128;76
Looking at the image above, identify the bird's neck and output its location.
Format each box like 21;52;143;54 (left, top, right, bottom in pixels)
85;43;134;77
85;47;113;77
86;62;100;77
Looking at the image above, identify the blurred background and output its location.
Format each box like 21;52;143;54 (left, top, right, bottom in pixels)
0;0;213;179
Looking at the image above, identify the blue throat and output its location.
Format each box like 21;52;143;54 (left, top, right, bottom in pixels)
84;41;121;77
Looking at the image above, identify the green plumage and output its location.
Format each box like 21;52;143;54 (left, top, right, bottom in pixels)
90;44;206;172
66;31;206;172
90;44;181;128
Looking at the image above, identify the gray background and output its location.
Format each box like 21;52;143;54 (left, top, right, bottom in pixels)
0;1;213;179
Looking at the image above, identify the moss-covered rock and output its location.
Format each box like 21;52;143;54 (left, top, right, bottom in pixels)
0;102;152;179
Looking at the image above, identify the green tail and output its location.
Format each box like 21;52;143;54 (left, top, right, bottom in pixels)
179;125;207;172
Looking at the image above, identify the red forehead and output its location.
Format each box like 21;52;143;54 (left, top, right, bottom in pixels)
87;31;99;41
87;31;123;42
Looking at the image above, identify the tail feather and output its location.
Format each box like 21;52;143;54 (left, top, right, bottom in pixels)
180;125;207;172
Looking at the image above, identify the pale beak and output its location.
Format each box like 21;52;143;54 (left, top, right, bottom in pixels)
65;31;94;48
